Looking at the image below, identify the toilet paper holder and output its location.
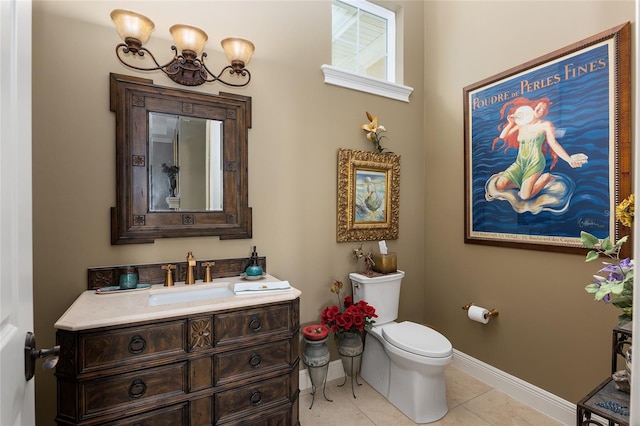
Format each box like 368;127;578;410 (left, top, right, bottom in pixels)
462;303;499;319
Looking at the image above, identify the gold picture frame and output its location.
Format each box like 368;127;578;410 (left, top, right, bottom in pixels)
337;148;400;242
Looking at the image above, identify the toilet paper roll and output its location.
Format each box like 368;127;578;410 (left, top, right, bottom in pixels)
468;305;490;324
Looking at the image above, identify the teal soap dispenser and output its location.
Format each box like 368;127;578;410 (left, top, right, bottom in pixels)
245;246;264;277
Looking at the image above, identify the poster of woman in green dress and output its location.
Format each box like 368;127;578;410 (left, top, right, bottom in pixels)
464;23;630;252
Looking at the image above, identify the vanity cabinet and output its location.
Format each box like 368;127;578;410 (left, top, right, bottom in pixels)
55;298;300;425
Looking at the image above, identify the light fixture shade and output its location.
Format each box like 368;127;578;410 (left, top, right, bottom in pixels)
221;38;255;66
170;25;208;57
110;9;155;45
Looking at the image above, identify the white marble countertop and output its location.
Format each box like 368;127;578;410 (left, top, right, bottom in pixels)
55;274;301;331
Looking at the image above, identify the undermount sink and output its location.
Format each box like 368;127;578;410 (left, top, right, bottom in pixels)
148;284;234;306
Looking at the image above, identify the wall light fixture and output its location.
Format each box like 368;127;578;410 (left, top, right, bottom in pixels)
111;9;255;87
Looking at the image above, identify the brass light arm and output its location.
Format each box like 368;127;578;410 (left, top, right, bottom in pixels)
200;62;252;87
115;43;173;72
116;43;252;87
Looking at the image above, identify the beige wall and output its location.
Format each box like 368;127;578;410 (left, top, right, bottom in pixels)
32;1;425;423
31;0;633;424
424;0;634;404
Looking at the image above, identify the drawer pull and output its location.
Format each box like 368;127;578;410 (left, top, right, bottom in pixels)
128;335;147;354
128;379;147;399
248;316;262;332
249;390;263;406
248;353;262;368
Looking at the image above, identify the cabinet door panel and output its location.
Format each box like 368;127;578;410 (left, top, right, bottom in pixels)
190;356;213;391
190;395;214;426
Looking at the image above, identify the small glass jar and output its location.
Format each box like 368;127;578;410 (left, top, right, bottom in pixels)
119;266;138;290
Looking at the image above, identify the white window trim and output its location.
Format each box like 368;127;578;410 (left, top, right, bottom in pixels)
321;64;413;102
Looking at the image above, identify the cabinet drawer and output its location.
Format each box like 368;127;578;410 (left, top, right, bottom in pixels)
81;362;187;419
227;406;291;426
215;374;290;423
215;340;291;385
215;305;290;346
104;403;188;425
81;321;186;372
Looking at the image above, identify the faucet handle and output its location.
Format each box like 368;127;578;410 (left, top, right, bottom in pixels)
162;264;176;287
202;262;215;282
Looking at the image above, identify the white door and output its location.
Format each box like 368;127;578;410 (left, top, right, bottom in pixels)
0;0;35;425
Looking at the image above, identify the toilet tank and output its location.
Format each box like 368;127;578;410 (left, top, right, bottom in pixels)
349;271;405;325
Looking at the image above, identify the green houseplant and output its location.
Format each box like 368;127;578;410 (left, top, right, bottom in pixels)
581;194;634;324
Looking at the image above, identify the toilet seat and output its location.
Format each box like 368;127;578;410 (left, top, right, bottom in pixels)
381;321;452;358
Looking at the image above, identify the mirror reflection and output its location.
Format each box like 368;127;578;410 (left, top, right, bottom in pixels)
149;112;223;212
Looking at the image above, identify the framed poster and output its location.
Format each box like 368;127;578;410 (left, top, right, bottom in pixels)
463;23;631;253
337;148;400;242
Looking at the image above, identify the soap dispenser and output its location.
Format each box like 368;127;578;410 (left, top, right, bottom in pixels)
245;246;263;277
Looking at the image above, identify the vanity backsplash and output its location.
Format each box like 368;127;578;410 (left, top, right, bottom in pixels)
87;255;266;289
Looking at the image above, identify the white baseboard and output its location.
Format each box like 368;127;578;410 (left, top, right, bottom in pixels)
299;350;584;425
452;349;583;425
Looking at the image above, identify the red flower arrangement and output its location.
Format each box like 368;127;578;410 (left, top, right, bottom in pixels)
320;280;377;339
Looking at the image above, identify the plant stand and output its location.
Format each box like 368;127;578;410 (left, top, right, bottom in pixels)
304;360;332;409
302;335;332;409
338;353;363;399
576;321;632;425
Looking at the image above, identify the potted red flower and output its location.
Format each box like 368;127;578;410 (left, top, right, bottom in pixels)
321;295;377;338
320;280;377;378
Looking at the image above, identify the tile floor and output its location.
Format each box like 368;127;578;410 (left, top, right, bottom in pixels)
299;366;564;425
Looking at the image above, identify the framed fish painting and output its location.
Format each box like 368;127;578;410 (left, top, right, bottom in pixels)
463;22;631;254
337;148;400;242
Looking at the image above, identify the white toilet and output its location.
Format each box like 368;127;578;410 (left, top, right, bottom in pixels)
350;270;452;424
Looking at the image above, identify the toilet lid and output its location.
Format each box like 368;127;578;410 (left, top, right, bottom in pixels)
382;321;452;358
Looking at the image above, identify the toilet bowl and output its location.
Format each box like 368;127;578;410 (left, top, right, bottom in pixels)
350;271;453;424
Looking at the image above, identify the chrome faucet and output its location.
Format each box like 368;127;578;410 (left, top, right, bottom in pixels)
186;252;196;284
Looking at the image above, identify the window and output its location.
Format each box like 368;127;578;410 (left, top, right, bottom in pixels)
322;0;413;102
331;0;395;81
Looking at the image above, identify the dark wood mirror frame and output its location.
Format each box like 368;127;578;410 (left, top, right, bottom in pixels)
110;73;252;244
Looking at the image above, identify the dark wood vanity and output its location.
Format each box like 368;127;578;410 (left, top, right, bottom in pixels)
74;72;300;424
55;261;300;425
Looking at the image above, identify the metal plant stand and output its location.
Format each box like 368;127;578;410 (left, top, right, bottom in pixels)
576;321;632;425
303;336;332;409
304;359;332;409
338;352;363;398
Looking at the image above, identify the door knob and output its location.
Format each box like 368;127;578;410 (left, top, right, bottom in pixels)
24;332;59;381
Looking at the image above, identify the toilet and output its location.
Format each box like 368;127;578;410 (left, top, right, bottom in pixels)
350;270;452;424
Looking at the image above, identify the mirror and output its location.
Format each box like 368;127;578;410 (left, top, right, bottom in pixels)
110;74;252;244
148;113;223;212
